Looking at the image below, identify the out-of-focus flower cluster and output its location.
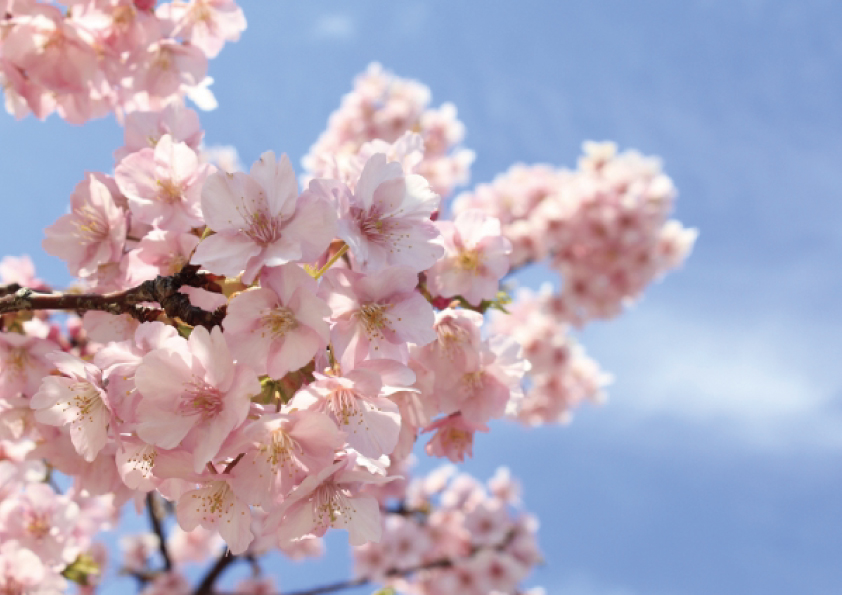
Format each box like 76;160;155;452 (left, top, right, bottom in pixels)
0;436;114;594
354;465;542;595
303;62;476;199
1;107;530;566
454;141;698;324
0;0;246;123
0;50;695;593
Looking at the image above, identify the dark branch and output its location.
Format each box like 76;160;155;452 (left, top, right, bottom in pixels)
0;283;22;297
145;493;173;571
194;549;237;595
0;265;226;329
217;532;516;595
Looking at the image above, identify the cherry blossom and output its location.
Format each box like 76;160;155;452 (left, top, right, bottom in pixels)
192;151;337;283
290;361;408;459
265;454;390;547
223;264;330;378
315;152;443;272
30;352;114;462
322;265;436;370
42;173;127;278
133;325;259;472
115;134;211;232
426;208;513;306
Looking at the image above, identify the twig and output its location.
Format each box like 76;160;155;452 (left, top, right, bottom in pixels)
216;532;516;595
0;283;22;297
194;549;237;595
0;265;226;329
145;493;173;571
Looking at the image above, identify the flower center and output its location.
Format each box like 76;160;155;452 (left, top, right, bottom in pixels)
243;210;282;246
260;428;301;469
5;347;29;374
25;511;51;540
179;379;224;420
191;481;233;523
73;204;108;243
328;388;363;426
69;382;105;421
312;481;351;526
126;445;157;480
263;306;298;338
156;178;183;204
456;249;482;272
358;303;391;341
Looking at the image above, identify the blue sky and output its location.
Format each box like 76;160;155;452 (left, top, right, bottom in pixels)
1;1;841;593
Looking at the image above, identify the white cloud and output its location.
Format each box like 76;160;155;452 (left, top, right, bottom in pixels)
579;297;842;450
310;13;356;42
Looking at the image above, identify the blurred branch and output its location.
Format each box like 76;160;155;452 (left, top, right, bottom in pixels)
0;265;225;329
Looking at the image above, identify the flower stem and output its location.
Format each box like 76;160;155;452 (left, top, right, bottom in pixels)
313;244;349;280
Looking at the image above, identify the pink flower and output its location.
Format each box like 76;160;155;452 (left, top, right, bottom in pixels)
311;152;443;272
168;525;224;566
0;254;42;288
158;0;247;58
42;173;127;278
136;39;208;99
0;483;80;570
0;331;55;398
175;477;253;554
322;266;436;370
265;454;389;547
426;209;512;306
132;228;200;278
424;414;487;463
223;264;330;378
227;409;344;506
2;6;99;94
0;541;65;594
290;360;409;459
115;134;210;232
437;335;528;425
116;103;203;161
30;352;114;462
192;151;337;284
133;326;259;472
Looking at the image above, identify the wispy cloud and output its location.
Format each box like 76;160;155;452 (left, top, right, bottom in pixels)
580;290;842;450
310;13;357;42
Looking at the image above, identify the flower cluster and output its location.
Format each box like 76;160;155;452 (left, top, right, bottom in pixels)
0;443;114;595
354;465;543;595
453;141;698;324
5;124;531;566
303;62;476;199
491;286;611;425
0;30;696;592
0;0;245;123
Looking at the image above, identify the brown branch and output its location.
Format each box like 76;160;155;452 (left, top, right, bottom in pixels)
0;283;22;297
146;493;173;571
0;265;226;329
194;549;237;595
216;531;517;595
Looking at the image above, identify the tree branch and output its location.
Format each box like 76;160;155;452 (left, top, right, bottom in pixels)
194;549;237;595
145;493;173;571
0;265;226;329
216;531;516;595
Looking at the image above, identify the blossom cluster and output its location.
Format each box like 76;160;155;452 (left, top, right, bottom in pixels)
0;0;245;123
0;435;114;595
453;141;698;324
3;111;532;567
0;35;696;591
491;286;611;425
354;465;544;595
303;62;476;199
